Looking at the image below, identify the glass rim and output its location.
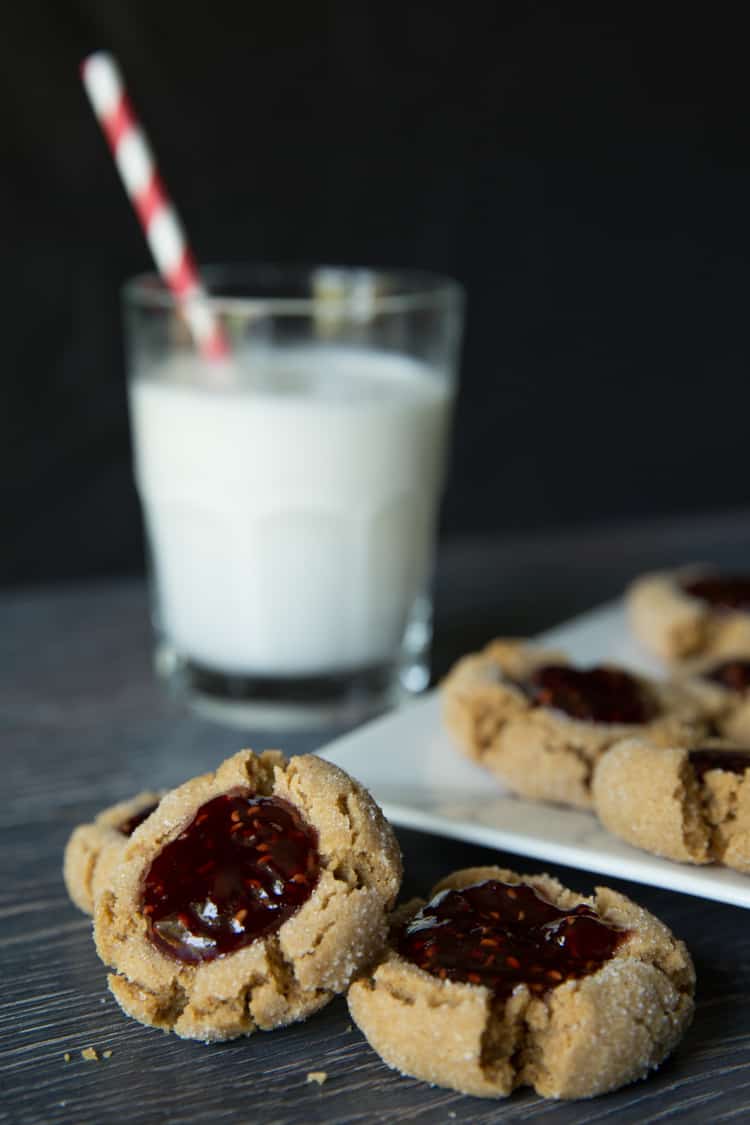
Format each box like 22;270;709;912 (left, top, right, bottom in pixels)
123;262;464;316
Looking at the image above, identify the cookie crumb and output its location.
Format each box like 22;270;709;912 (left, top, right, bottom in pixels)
102;1050;113;1059
306;1071;327;1086
81;1047;98;1062
63;1053;71;1063
345;1023;353;1032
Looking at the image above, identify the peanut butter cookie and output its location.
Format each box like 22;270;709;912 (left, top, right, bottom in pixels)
593;736;750;873
442;640;706;808
94;749;401;1042
348;866;694;1100
627;568;750;664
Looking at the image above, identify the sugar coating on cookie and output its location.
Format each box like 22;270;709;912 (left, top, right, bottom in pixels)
94;749;402;1042
63;791;163;915
627;568;750;664
593;736;750;873
442;639;706;808
348;866;694;1100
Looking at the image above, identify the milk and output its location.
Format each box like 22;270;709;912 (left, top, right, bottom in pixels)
129;347;453;676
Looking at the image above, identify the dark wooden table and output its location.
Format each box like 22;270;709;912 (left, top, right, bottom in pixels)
4;513;750;1124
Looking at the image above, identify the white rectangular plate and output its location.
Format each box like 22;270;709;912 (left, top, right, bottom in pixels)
320;600;750;908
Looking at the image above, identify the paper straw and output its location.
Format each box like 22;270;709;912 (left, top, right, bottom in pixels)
81;51;229;360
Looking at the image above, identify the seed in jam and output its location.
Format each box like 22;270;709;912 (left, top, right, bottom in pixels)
689;748;750;781
682;575;750;612
398;880;627;1000
528;665;658;725
118;801;160;838
141;790;319;963
704;659;750;694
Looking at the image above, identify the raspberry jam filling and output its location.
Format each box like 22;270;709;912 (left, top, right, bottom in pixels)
689;748;750;781
528;665;658;724
118;801;160;838
398;880;627;1000
704;659;750;694
141;790;319;963
682;575;750;612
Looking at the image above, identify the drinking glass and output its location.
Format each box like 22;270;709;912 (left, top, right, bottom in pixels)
124;264;464;729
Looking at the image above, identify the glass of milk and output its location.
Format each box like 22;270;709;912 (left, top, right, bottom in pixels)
124;265;463;729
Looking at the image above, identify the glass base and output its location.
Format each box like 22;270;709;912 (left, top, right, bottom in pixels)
155;643;428;731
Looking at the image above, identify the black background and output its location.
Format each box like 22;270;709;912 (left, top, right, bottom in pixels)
3;2;749;588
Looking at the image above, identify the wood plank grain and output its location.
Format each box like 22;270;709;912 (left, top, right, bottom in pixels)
4;557;750;1124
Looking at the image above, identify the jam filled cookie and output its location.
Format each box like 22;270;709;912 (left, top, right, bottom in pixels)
442;640;705;808
593;737;750;873
94;749;401;1042
348;866;694;1100
63;791;163;915
627;568;750;664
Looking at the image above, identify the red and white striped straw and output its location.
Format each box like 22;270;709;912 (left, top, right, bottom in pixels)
81;51;229;360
